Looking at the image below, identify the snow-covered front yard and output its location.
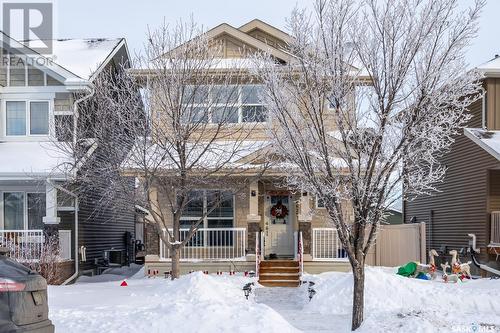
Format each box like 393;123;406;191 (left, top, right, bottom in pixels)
47;266;500;333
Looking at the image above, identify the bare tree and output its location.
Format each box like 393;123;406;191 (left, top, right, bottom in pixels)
254;0;484;330
55;20;268;279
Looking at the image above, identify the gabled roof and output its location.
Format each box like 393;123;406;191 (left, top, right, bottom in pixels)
238;19;291;45
204;22;291;62
1;32;129;85
47;38;129;80
464;128;500;161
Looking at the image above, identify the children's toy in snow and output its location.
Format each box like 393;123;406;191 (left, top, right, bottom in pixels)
449;250;471;279
441;262;459;283
397;262;417;277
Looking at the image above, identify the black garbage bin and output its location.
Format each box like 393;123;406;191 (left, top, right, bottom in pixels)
0;247;55;333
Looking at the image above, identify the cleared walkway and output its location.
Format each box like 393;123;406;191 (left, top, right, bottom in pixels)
254;286;350;332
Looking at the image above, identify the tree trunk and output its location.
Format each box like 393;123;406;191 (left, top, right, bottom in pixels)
351;261;365;331
171;247;181;280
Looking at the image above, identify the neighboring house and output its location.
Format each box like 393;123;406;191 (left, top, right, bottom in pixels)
385;208;402;225
137;19;370;278
404;56;500;272
0;32;135;282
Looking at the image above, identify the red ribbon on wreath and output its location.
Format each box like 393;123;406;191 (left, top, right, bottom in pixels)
271;202;288;218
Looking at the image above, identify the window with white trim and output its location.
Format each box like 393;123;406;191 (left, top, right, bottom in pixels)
3;192;45;230
315;195;326;209
5;101;50;136
181;84;267;123
180;190;234;246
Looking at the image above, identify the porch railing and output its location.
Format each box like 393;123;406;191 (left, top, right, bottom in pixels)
312;228;348;261
491;212;500;245
160;228;246;261
0;230;44;262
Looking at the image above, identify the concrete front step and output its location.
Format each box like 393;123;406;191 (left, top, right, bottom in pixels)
259;280;301;287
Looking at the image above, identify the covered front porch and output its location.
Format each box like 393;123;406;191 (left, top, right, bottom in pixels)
145;179;351;275
0;179;73;262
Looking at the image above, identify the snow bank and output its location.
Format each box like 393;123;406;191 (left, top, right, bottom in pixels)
306;266;500;332
48;272;297;333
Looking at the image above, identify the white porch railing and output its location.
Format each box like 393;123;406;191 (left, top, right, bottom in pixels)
491;212;500;245
160;228;246;261
0;230;44;262
312;228;348;261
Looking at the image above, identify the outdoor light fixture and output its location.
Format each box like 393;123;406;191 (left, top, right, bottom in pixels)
242;282;254;300
251;190;256;197
308;288;316;301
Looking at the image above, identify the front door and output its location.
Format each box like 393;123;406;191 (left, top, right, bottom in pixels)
265;194;294;257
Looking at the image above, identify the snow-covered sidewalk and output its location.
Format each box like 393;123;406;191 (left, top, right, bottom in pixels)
47;266;500;333
255;286;350;332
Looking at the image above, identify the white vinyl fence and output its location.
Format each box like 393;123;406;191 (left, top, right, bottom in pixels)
160;228;246;261
312;228;348;261
0;230;44;261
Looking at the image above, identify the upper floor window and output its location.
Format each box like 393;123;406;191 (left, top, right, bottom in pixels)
181;84;267;124
5;101;49;136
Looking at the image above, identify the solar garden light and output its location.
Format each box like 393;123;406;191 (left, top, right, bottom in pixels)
243;282;254;300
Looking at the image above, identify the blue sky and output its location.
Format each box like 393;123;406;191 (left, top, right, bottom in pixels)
55;0;500;68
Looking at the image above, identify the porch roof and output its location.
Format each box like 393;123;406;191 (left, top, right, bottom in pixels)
464;128;500;161
0;141;73;180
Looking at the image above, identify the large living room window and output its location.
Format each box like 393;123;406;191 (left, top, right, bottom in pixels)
5;101;50;136
3;192;45;230
180;190;234;246
182;85;267;124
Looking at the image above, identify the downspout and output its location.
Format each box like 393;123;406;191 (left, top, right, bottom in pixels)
482;87;487;130
47;180;79;285
58;79;95;285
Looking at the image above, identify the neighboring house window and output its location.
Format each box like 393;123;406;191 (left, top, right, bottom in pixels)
3;192;24;229
6;101;26;135
316;195;326;209
29;102;49;135
3;192;46;230
5;101;49;136
182;85;267;123
179;190;234;246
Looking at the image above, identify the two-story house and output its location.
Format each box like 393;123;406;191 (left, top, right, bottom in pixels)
0;32;136;282
404;55;500;274
133;19;366;286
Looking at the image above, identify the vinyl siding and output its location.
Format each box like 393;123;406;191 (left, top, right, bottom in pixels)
404;97;500;254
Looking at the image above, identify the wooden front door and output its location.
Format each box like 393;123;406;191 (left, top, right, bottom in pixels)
265;194;294;257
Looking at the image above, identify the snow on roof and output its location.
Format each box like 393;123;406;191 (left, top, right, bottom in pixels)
122;140;270;171
464;128;500;161
23;38;123;79
51;39;122;79
476;55;500;76
0;141;73;179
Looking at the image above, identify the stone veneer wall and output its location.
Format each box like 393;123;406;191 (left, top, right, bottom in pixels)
145;223;160;256
299;222;312;254
247;222;261;254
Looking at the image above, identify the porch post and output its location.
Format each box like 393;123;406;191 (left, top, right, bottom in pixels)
246;181;261;256
297;191;312;260
43;182;60;225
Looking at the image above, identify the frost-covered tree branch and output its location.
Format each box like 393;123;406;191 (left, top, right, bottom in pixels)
254;0;484;330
